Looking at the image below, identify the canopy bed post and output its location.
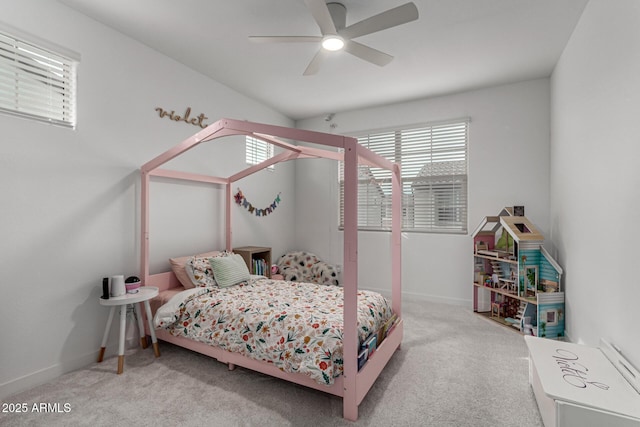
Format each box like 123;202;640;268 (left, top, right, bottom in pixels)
225;181;232;251
342;137;359;421
391;163;402;316
140;170;150;284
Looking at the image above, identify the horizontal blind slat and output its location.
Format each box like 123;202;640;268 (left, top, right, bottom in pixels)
246;136;274;169
0;29;76;128
341;119;468;232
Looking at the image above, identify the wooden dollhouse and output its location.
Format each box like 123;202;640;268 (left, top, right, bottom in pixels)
472;207;564;339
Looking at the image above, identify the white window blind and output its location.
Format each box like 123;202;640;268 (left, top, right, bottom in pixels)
246;136;274;169
339;119;469;233
0;29;78;128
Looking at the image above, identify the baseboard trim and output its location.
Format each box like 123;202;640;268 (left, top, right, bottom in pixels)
0;333;140;400
0;350;100;400
403;290;471;307
363;287;471;307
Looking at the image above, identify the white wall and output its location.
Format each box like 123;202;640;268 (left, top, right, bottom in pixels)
0;0;294;398
9;0;636;402
550;0;640;368
296;78;551;305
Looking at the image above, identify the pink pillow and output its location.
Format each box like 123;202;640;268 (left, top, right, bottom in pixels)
170;251;220;289
169;256;192;288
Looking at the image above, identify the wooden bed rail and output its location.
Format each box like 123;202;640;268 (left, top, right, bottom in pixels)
145;272;181;291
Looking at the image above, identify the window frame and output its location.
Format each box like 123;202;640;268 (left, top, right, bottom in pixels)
245;135;274;170
0;23;79;129
339;118;469;234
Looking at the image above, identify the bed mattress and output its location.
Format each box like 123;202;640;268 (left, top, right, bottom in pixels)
154;277;393;385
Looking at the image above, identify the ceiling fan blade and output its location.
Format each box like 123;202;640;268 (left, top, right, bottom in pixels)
304;0;338;35
249;36;322;43
340;2;419;39
343;40;393;67
303;48;328;76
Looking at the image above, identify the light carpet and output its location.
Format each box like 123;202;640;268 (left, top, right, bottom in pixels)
0;298;543;427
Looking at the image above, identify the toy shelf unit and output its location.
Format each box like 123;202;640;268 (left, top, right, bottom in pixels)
233;246;272;278
471;207;565;339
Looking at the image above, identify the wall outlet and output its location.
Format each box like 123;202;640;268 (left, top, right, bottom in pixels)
336;264;342;273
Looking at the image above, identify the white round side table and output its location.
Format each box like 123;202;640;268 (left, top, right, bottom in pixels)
97;286;160;374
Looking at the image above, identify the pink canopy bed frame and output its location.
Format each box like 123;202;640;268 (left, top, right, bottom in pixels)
140;118;402;421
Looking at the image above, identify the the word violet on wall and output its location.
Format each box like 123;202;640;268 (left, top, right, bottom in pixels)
155;107;209;128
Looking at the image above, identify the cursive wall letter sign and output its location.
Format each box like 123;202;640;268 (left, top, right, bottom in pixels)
155;107;209;128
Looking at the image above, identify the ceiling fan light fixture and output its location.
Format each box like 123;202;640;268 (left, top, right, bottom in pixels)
250;1;418;74
321;35;344;51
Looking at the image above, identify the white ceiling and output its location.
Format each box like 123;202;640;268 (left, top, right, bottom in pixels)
57;0;588;121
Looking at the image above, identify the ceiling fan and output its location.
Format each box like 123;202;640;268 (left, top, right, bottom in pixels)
249;0;419;75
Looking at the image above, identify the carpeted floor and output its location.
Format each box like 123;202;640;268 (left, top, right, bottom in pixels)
0;298;543;427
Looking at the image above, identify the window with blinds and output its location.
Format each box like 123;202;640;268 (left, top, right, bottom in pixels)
246;136;274;169
0;29;78;128
339;119;469;233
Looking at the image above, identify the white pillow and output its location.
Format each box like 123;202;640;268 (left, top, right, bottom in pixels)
209;254;250;288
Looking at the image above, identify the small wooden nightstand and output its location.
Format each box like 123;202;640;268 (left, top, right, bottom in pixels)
97;286;160;374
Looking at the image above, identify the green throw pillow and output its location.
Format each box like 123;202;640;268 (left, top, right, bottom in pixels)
209;254;250;288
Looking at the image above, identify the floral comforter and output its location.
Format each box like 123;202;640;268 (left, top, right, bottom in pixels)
154;277;393;385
